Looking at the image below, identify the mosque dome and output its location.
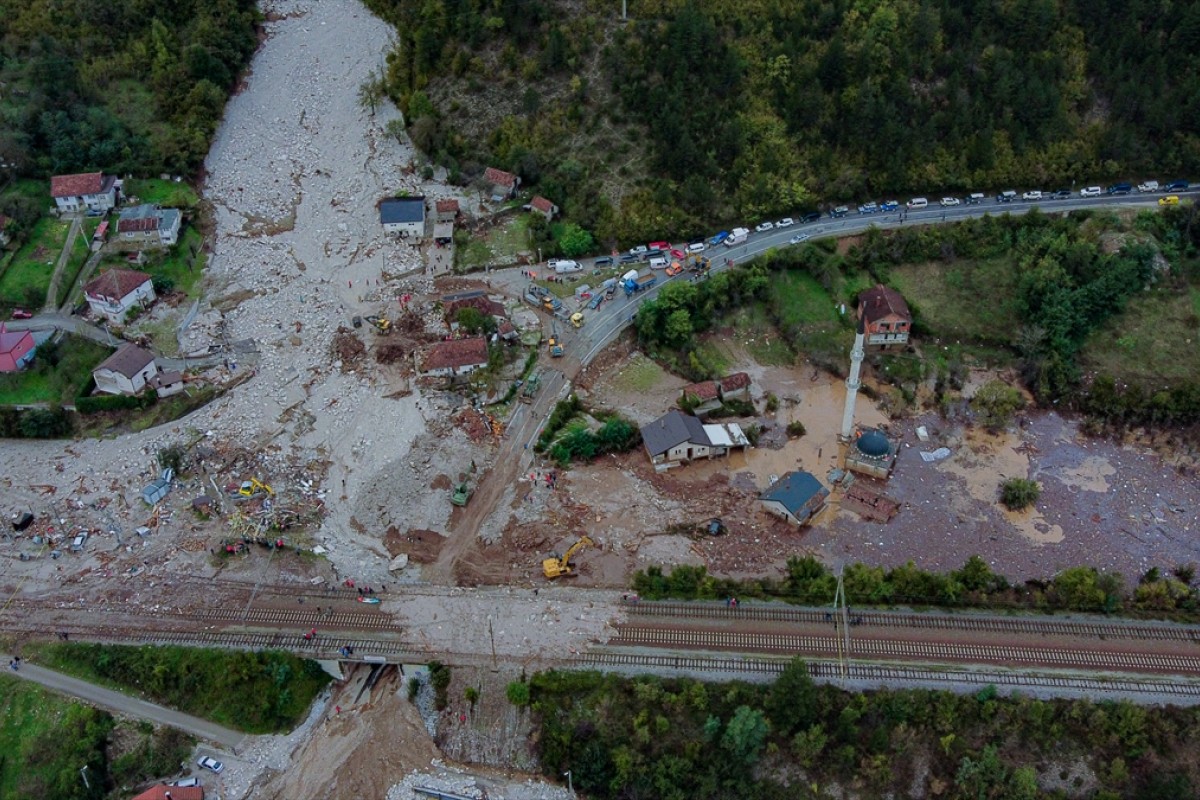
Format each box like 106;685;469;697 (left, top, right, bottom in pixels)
855;429;890;458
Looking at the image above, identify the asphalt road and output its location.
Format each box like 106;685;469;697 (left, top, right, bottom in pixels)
566;190;1199;363
2;652;246;751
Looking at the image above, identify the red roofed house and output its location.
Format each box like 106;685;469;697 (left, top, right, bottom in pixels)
435;198;460;224
529;196;558;221
719;371;752;402
116;204;182;249
857;284;911;348
50;172;119;215
92;343;159;395
680;380;722;416
417;337;490;379
0;324;36;373
131;784;204;800
443;295;506;331
84;269;156;324
483;167;520;201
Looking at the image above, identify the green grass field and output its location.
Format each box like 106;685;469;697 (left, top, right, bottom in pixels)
726;304;797;367
143;226;206;298
51;219;96;307
610;353;672;393
889;258;1022;345
1080;283;1200;384
0;217;68;306
0;677;67;798
457;214;530;270
123;177;201;209
0;336;112;405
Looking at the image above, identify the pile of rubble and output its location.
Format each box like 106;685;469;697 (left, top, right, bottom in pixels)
386;762;575;800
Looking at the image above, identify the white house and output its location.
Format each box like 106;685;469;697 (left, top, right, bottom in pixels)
380;196;426;238
759;471;829;526
92;343;158;395
116;204;181;248
640;410;749;470
50;172;119;214
417;337;489;378
83;269;156;324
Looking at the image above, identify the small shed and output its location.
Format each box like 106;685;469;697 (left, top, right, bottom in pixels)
433;221;454;245
141;467;174;506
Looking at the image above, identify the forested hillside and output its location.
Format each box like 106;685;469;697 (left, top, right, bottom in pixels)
365;0;1200;242
0;0;260;178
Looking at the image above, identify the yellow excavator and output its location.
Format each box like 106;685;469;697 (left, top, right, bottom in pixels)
365;315;392;335
542;535;594;579
238;477;274;497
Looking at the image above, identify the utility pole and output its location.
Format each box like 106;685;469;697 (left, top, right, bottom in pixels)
621;0;626;20
564;770;574;794
488;616;497;668
832;567;850;685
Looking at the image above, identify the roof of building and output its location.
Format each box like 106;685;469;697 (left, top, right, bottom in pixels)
435;198;459;213
721;372;751;392
84;269;153;300
149;370;184;388
497;320;516;336
118;205;162;233
858;284;911;324
420;337;489;372
484;167;518;188
131;785;204;800
50;172;109;198
379;197;426;225
432;221;455;240
702;422;749;448
759;471;828;514
682;380;720;401
0;327;34;353
640;410;710;457
530;195;556;213
445;295;506;320
855;428;891;458
94;343;156;378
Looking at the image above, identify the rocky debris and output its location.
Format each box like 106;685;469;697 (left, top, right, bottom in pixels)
386;763;575;800
331;326;367;370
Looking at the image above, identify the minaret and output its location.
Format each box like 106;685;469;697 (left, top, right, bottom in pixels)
840;316;866;442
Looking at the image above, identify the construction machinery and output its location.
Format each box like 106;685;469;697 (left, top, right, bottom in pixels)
520;371;541;404
548;324;564;358
451;482;472;507
237;477;274;498
570;311;584;328
542;535;594;579
365;315;392;335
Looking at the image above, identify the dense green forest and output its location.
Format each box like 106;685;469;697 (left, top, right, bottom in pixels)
364;0;1200;243
525;662;1200;799
0;0;259;179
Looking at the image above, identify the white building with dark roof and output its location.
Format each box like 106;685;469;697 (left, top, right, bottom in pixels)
92;343;158;395
640;410;749;471
116;204;181;248
380;196;426;238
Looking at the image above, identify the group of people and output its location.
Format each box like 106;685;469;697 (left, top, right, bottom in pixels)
7;657;20;671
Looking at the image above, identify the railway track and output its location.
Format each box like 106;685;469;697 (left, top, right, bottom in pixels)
613;626;1200;675
626;601;1200;643
580;652;1200;698
187;607;400;631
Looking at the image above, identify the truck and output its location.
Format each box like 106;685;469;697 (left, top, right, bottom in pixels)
623;273;657;297
548;324;564;357
725;227;749;246
549;259;582;273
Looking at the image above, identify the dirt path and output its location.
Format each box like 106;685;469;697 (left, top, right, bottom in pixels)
42;215;81;311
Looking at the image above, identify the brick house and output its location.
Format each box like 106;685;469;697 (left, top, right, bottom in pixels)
50;172;119;214
435;198;460;223
443;293;507;332
483;167;520;201
116;204;182;249
857;284;911;347
84;269;157;323
680;380;722;416
719;372;752;401
417;337;490;378
529;195;558;221
92;343;159;395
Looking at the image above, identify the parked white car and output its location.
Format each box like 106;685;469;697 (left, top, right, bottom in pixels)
197;756;224;773
687;242;706;254
1022;190;1043;201
788;234;810;245
776;217;795;228
939;197;960;207
1137;180;1160;193
754;222;774;233
1080;186;1103;197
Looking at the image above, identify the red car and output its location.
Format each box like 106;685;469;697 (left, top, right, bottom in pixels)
647;240;670;252
11;309;32;320
669;248;686;260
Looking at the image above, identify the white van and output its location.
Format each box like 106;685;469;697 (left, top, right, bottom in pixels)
549;259;582;274
687;242;706;254
648;256;668;270
967;193;986;204
906;197;929;209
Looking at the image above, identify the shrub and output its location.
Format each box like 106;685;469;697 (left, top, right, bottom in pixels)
506;680;531;706
999;478;1041;511
765;393;779;413
428;660;452;710
786;421;806;438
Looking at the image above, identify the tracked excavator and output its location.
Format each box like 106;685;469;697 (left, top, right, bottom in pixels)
542;535;594;579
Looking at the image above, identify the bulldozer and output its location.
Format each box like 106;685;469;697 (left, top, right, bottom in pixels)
542;535;594;579
548;324;564;358
520;371;541;404
365;315;392;335
236;477;274;498
451;482;472;507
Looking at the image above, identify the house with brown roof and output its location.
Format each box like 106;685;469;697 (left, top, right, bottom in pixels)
92;343;159;395
116;204;182;249
131;784;204;800
443;293;507;331
84;269;157;323
483;167;520;201
435;198;460;224
149;369;185;398
680;380;722;416
719;372;752;402
417;337;490;378
50;172;119;215
0;324;36;373
529;195;558;221
857;284;911;347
